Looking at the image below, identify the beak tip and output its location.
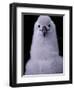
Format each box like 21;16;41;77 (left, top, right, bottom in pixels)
43;32;46;37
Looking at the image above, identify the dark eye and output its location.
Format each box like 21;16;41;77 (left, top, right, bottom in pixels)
48;24;50;27
38;25;40;28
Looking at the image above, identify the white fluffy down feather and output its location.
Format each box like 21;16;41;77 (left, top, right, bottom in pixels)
25;15;63;75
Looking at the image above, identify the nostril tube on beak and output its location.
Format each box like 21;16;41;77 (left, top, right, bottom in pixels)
42;26;47;37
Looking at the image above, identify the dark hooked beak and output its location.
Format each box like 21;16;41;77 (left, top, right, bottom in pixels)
42;26;47;37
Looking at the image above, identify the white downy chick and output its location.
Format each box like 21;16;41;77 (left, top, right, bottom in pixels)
25;15;63;75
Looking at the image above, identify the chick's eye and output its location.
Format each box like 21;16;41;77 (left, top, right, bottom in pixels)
38;25;40;28
48;24;50;27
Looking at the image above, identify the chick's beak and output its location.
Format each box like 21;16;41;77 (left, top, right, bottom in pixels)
42;26;47;37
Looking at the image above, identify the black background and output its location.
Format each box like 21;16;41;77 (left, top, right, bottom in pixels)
22;14;63;74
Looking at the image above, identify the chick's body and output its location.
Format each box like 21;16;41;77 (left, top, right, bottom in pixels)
25;15;63;75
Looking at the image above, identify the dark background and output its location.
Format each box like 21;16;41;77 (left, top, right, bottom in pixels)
22;14;63;75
